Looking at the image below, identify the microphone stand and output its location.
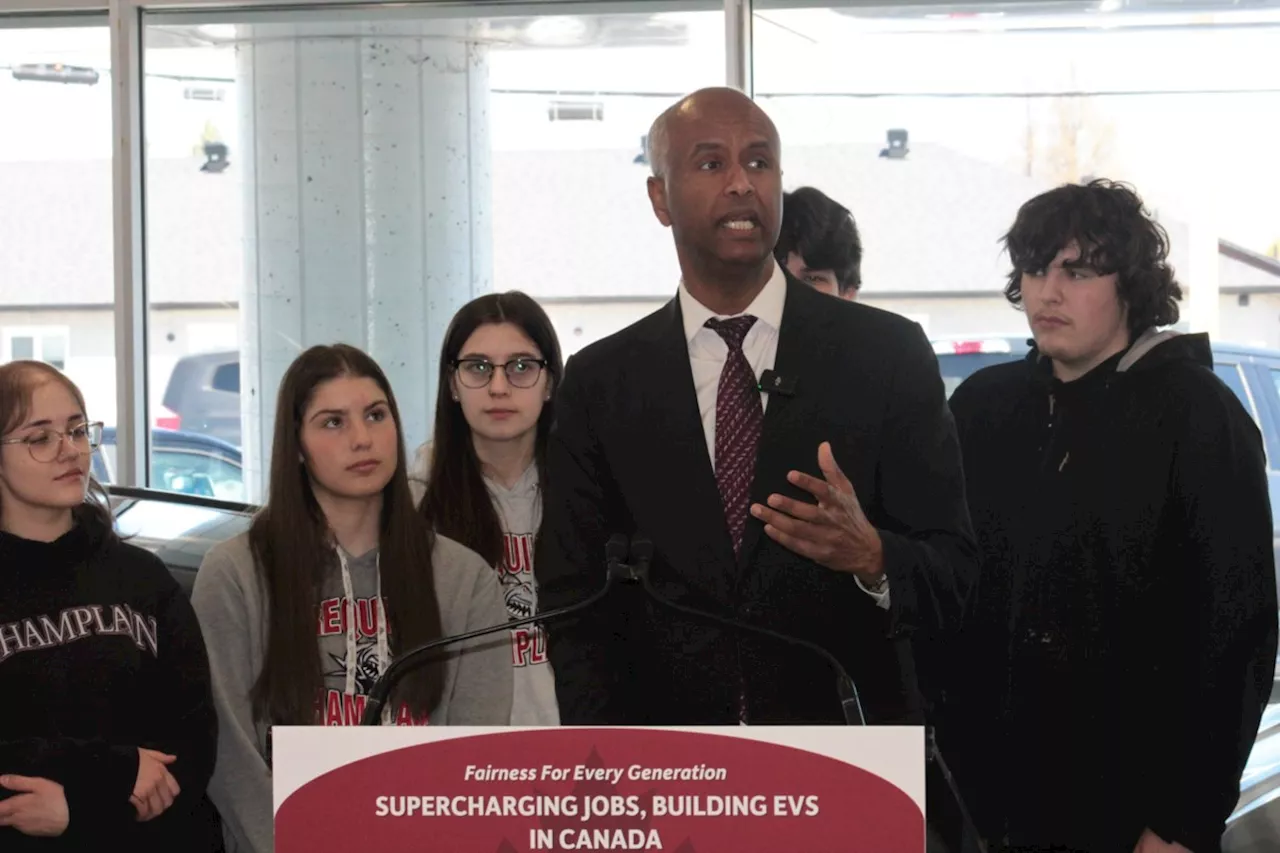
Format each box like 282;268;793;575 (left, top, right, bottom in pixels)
622;536;986;853
360;534;635;726
926;727;987;853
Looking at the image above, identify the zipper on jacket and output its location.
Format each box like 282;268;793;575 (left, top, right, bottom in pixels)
1039;392;1073;474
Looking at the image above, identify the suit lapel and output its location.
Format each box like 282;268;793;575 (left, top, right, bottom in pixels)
737;277;819;572
644;299;738;577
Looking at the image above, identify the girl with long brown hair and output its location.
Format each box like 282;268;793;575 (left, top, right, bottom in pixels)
192;344;510;853
410;291;563;726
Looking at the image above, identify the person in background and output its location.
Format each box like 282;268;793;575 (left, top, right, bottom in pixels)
410;291;563;727
946;179;1277;853
0;360;222;852
774;185;863;300
192;344;511;853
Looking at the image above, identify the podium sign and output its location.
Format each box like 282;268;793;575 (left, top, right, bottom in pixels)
274;725;925;852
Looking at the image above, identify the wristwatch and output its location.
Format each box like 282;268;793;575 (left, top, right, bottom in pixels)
863;572;889;595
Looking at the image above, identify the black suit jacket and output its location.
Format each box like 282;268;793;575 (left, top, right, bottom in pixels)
536;276;977;725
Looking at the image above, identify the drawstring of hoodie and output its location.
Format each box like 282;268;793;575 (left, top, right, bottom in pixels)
336;547;392;725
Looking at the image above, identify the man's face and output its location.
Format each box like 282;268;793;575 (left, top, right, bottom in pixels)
1021;241;1129;380
647;95;782;270
784;251;851;300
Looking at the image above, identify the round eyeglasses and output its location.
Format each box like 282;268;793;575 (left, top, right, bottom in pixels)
0;421;104;463
453;357;547;390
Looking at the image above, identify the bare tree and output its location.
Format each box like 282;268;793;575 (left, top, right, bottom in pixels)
1024;94;1117;185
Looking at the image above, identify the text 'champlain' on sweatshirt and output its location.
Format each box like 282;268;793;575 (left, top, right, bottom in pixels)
0;521;223;853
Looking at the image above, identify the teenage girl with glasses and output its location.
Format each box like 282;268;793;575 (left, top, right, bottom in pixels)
0;360;222;852
411;292;564;726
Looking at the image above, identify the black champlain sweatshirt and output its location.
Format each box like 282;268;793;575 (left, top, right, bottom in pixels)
0;518;223;851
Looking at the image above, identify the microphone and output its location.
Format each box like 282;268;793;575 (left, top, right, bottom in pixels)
359;533;635;726
623;535;865;727
757;369;797;397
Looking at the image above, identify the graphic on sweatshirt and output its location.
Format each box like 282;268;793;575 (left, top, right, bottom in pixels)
501;532;549;668
0;604;159;665
324;640;382;696
316;594;427;727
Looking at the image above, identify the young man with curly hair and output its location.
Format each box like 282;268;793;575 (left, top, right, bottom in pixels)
944;180;1277;853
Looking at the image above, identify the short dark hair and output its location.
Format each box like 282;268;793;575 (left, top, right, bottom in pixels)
1003;179;1182;335
774;186;863;294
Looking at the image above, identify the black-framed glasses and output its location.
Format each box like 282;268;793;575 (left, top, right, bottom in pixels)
453;357;547;389
0;421;104;463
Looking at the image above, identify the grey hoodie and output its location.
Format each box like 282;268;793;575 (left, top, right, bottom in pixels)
410;441;561;727
190;530;512;853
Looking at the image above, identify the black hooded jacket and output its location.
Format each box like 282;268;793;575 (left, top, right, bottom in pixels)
945;330;1278;852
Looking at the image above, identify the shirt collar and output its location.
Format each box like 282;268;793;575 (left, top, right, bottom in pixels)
677;259;787;345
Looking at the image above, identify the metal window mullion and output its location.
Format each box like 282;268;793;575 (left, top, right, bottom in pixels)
109;0;148;488
724;0;752;95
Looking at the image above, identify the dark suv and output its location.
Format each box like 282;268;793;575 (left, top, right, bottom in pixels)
161;350;241;446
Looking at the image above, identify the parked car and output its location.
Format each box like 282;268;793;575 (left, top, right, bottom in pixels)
931;335;1035;398
160;350;241;446
94;426;245;502
931;334;1280;849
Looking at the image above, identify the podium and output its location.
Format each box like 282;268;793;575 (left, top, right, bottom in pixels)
273;725;926;852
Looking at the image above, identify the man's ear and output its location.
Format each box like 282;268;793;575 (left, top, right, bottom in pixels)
647;175;672;228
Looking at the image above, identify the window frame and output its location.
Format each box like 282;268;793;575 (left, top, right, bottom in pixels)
6;0;1257;497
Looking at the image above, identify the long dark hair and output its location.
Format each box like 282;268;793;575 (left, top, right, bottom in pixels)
0;360;116;545
420;292;563;567
249;344;443;725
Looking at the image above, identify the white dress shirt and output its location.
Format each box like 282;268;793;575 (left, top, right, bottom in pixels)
677;260;889;609
678;261;786;461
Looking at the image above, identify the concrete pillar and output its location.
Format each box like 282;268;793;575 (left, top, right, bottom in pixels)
237;21;491;500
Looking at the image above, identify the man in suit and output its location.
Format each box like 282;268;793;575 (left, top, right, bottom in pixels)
536;87;976;730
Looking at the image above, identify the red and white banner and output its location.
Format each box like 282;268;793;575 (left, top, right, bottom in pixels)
273;725;925;852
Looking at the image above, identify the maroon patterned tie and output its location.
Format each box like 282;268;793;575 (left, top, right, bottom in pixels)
705;315;763;556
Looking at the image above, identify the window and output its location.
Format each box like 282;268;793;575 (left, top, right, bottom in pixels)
211;362;239;394
0;24;114;425
752;3;1280;342
1214;363;1254;419
42;334;68;372
3;326;71;371
142;4;725;503
10;336;34;361
1269;369;1280;409
152;449;244;502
